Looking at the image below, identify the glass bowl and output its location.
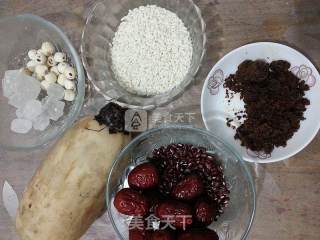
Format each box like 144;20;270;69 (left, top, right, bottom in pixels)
107;125;256;240
81;0;206;109
0;14;85;150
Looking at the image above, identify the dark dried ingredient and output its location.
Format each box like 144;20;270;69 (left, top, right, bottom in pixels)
95;102;128;134
224;60;310;154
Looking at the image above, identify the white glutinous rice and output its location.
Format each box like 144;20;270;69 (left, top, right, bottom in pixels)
111;5;193;96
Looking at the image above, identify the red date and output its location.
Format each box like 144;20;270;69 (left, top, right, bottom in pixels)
114;188;149;216
128;163;159;190
171;175;204;201
156;201;193;229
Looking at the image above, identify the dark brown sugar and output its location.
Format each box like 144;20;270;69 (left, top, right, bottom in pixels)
224;60;310;154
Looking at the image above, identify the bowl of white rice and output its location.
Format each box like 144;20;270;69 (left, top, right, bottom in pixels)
81;0;206;109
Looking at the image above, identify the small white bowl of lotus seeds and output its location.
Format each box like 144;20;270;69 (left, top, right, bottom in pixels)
3;41;79;134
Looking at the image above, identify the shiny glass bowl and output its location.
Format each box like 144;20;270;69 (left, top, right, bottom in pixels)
81;0;206;109
107;126;256;240
0;14;85;150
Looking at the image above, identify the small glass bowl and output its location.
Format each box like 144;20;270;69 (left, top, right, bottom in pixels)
81;0;206;109
0;14;85;150
107;125;256;240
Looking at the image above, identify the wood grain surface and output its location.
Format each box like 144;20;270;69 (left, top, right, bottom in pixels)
0;0;319;239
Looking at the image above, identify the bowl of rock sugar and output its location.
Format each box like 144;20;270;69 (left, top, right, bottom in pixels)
0;14;85;150
81;0;206;109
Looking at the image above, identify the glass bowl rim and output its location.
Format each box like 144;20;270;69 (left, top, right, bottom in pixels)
0;14;85;151
106;124;256;240
81;0;207;110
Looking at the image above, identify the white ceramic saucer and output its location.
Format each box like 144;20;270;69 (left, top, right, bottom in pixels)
201;42;320;163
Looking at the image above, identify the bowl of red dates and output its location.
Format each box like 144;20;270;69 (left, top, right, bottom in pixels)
107;125;256;240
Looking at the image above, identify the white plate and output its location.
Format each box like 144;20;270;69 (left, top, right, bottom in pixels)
201;42;320;163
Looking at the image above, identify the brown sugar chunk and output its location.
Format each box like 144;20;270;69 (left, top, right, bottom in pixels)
224;60;310;154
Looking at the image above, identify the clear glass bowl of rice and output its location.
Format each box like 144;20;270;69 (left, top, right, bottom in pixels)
81;0;206;109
